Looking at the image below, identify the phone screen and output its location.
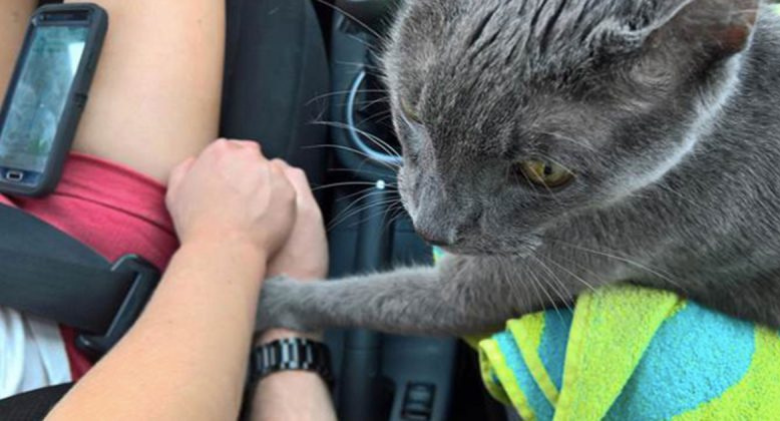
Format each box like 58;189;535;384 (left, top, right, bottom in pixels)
0;25;88;182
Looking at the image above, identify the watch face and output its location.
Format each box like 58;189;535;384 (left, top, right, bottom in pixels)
253;338;333;386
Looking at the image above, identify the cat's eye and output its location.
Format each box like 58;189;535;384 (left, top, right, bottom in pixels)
400;98;423;124
516;160;574;189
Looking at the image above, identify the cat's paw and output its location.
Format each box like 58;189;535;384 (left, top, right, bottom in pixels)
256;276;318;333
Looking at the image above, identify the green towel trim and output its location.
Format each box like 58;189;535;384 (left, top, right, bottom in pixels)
509;317;561;405
554;286;681;421
480;338;536;420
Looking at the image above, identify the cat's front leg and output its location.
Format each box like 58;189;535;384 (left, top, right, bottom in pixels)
256;258;525;336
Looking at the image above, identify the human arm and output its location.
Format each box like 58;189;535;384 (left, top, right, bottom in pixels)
47;140;296;421
250;162;337;421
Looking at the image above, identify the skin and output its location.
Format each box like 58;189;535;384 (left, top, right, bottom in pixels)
0;0;335;418
0;0;35;97
252;162;335;421
66;0;225;183
48;141;296;420
48;142;336;420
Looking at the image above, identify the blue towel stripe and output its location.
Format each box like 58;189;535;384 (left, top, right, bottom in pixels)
605;302;755;420
495;332;555;421
539;310;573;390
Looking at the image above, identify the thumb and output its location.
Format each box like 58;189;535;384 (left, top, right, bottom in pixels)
167;157;196;191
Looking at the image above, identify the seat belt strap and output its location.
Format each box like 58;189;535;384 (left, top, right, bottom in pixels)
0;248;132;334
0;204;160;357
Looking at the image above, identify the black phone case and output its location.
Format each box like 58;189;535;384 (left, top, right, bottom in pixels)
0;3;108;197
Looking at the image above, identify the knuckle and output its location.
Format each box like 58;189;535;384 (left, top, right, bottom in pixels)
302;202;323;218
209;140;231;155
292;168;307;180
284;186;297;202
213;138;230;149
237;140;260;150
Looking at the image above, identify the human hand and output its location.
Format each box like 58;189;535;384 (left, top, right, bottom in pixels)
166;139;297;260
260;161;329;344
266;161;328;280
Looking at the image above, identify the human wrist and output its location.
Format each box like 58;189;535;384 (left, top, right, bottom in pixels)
255;369;330;396
179;232;270;263
250;335;334;398
252;369;335;421
173;239;269;294
256;328;323;345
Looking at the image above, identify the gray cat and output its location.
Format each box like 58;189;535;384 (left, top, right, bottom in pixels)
258;0;780;337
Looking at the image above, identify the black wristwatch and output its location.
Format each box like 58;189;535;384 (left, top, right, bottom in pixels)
250;337;334;387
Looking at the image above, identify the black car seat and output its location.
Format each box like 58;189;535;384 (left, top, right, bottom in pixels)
221;0;329;183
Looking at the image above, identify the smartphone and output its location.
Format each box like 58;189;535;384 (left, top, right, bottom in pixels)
0;4;107;196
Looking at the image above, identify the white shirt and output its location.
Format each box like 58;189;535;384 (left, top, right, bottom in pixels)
0;307;72;399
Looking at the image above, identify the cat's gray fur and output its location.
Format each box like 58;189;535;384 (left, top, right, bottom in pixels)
258;0;780;336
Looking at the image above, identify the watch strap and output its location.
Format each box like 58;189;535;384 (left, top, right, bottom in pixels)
251;337;334;387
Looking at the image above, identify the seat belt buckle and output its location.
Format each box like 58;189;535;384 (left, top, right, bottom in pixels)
76;254;161;360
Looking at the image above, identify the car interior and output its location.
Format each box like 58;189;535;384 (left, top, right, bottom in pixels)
3;0;780;420
290;2;780;420
0;0;512;419
292;1;509;420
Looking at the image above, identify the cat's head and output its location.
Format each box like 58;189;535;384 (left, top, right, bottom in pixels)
383;0;760;255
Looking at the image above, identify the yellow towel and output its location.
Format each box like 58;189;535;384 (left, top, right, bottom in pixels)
475;285;780;420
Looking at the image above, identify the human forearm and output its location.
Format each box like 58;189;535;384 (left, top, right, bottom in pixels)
250;329;336;421
252;368;336;421
251;274;335;420
47;240;265;421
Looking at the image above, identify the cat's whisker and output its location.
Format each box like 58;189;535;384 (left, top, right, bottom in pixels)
333;59;384;72
346;33;385;56
385;204;408;230
338;185;389;203
328;167;393;179
328;190;399;229
521;268;546;319
356;109;394;126
328;194;387;231
546;238;686;292
305;89;389;106
348;99;393;107
360;95;392;110
359;133;402;160
313;181;386;192
328;191;399;230
349;197;403;230
541;255;598;293
380;202;406;236
528;266;565;319
336;197;403;230
313;0;382;40
302;143;399;171
531;255;574;313
374;113;396;125
311;121;402;161
352;100;391;108
345;125;402;159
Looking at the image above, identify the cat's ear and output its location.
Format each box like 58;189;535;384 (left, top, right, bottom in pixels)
645;0;759;59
